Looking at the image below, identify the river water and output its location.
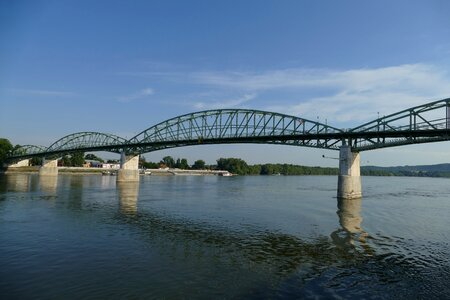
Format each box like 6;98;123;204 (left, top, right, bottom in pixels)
0;173;449;299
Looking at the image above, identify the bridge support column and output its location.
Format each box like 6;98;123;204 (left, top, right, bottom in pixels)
8;159;30;168
39;159;58;176
117;153;140;182
337;145;362;199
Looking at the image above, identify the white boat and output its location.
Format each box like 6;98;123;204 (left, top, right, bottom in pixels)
219;171;233;176
139;169;152;175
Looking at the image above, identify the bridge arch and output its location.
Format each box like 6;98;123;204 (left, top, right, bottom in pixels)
128;109;344;154
11;145;47;156
7;145;48;161
45;132;127;155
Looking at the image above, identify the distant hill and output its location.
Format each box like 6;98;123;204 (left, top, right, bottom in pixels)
361;163;450;178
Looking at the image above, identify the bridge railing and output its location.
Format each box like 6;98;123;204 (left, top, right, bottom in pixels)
356;117;448;133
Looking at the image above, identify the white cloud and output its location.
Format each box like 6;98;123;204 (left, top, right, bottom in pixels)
193;93;256;110
188;64;450;125
116;63;450;125
118;88;154;103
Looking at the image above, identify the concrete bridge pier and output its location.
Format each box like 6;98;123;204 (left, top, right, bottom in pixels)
39;159;59;176
117;152;140;182
8;159;30;168
337;145;362;199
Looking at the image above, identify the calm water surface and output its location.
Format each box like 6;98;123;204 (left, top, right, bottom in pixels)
0;174;449;299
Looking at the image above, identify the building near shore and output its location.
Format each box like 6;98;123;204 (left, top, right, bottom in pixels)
84;160;120;169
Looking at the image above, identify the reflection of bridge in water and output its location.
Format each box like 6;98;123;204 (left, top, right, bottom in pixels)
7;98;450;199
115;179;368;250
0;174;376;282
114;180;376;279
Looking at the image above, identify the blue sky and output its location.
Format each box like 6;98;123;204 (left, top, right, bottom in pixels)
1;0;450;166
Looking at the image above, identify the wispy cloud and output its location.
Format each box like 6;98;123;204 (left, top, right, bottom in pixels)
117;63;450;125
188;64;449;92
7;88;74;97
117;88;154;103
193;93;256;110
188;64;450;124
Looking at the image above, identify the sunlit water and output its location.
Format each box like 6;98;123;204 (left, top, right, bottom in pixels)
0;174;449;299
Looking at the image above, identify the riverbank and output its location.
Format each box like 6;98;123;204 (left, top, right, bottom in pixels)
2;165;450;179
1;166;232;176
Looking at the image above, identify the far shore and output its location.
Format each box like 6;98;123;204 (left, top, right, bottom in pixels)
1;166;231;176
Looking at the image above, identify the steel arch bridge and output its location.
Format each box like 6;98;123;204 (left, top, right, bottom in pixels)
126;109;344;154
6;98;450;162
9;132;127;161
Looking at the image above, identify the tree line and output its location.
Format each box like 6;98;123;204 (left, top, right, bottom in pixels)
141;156;340;175
140;156;206;170
215;157;340;175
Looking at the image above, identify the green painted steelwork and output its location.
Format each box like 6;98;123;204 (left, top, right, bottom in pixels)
127;109;344;154
349;98;450;150
8;145;48;162
12;145;47;156
46;132;127;153
6;99;450;161
8;132;127;160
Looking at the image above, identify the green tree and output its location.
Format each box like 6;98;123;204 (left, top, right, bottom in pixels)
175;158;181;168
142;161;159;169
139;156;159;169
179;158;189;169
217;157;250;175
61;155;71;166
0;138;13;167
30;157;43;166
139;156;147;168
85;153;104;162
71;152;85;167
248;164;261;175
192;159;206;170
161;156;175;168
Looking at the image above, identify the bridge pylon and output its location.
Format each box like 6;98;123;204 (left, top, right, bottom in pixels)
117;152;140;182
337;145;362;199
39;159;58;177
8;159;30;168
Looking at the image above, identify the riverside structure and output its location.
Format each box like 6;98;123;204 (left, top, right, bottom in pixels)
6;98;450;200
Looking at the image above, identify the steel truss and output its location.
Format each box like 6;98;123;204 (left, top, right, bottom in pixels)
349;98;450;151
6;98;450;161
8;145;48;162
8;132;127;160
127;109;344;154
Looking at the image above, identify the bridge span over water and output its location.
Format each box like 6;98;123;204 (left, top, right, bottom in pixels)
7;98;450;199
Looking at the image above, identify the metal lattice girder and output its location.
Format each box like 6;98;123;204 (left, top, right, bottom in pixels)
12;145;47;156
349;98;450;151
8;145;48;161
44;132;128;156
6;98;450;161
127;109;344;154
